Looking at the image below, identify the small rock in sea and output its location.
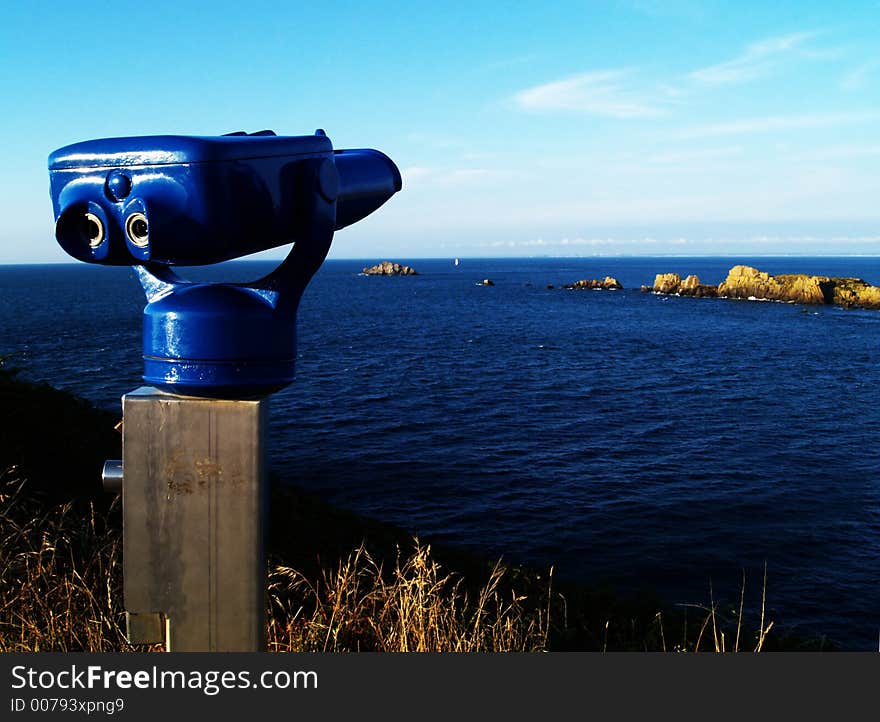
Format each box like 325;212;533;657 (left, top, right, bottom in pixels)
562;276;623;291
481;278;495;286
640;285;652;293
362;261;418;276
546;284;555;290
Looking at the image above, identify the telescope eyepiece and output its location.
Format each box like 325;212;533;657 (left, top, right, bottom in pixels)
125;212;149;248
84;213;105;248
56;209;105;251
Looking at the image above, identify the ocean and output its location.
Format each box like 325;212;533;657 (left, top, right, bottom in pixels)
2;256;878;649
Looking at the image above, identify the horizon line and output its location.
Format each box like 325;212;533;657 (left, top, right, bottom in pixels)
4;252;880;267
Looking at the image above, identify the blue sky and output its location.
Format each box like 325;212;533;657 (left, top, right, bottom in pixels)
1;0;878;262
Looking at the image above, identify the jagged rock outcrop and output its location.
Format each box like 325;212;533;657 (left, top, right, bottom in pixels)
678;274;718;298
362;261;418;276
644;273;717;297
652;273;681;294
679;274;700;292
563;276;622;290
718;266;830;304
831;279;880;309
646;264;880;310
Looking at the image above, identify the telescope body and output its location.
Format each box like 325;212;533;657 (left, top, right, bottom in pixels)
49;130;401;396
49;131;400;266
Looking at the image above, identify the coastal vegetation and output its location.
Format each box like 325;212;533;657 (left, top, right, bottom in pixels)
0;358;829;652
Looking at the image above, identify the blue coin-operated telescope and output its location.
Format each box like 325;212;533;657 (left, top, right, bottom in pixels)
49;130;401;651
49;129;401;397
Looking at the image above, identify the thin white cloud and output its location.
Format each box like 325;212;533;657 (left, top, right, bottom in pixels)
645;146;743;164
678;111;880;138
436;168;529;186
510;30;829;119
403;132;466;149
513;69;666;118
483;236;663;249
401;166;433;184
803;144;880;160
442;169;493;181
479;234;880;251
402;166;516;186
748;234;880;244
689;31;820;86
841;60;880;91
460;151;497;161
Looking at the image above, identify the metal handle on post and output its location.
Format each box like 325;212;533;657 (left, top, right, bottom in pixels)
101;460;123;493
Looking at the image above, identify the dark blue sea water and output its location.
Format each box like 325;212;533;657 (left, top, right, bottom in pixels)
2;257;879;649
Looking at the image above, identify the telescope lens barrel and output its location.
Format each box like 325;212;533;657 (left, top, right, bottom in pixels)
56;211;104;249
55;205;111;261
334;149;402;230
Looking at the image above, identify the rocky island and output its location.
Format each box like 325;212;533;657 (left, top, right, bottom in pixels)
642;273;718;297
362;261;418;276
643;265;880;310
563;276;623;291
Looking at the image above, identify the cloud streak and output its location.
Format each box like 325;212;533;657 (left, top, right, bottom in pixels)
401;166;433;184
513;69;666;118
401;166;517;186
841;60;880;90
644;146;743;164
677;111;880;138
511;30;833;120
689;31;820;86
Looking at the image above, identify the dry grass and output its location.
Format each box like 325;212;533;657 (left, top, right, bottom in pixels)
0;465;551;653
267;542;551;652
0;466;134;652
1;463;780;653
649;569;774;653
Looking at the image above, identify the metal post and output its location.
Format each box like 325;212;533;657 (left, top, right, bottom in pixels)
120;386;267;652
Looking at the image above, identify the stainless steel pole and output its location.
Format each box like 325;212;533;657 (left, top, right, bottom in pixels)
120;386;267;651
